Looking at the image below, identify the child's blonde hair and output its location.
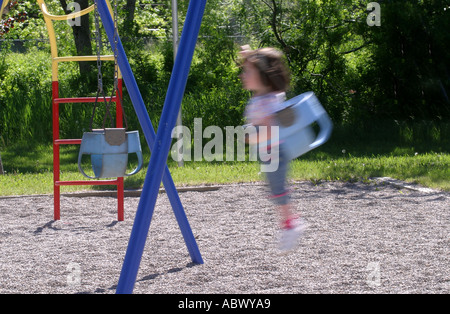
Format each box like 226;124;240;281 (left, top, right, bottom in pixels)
239;47;291;92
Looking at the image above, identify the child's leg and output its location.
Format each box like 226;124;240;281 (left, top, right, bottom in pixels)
264;149;306;250
264;147;296;228
278;203;296;228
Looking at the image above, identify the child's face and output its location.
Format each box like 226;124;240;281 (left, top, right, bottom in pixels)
240;61;268;95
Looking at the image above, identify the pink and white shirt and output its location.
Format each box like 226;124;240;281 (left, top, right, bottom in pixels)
244;92;286;126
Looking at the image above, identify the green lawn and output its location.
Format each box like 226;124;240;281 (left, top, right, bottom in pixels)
0;134;449;196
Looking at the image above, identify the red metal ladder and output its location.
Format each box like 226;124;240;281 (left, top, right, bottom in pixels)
52;56;125;221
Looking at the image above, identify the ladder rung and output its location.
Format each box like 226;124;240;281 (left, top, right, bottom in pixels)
56;180;120;186
53;55;115;63
54;97;116;104
54;139;82;145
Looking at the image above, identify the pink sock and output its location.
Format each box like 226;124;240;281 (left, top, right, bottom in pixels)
281;215;298;230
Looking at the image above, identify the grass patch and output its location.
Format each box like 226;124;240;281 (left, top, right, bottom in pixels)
0;145;448;196
0;121;449;196
290;153;450;191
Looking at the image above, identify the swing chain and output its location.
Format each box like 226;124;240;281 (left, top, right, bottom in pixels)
112;0;119;93
110;0;128;130
94;0;103;95
91;0;128;131
91;0;113;131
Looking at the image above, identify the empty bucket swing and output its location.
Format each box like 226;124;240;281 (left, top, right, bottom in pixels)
78;128;143;179
78;7;143;179
77;88;143;179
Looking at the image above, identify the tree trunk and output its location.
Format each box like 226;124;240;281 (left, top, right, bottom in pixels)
59;0;94;75
0;152;4;175
124;0;137;34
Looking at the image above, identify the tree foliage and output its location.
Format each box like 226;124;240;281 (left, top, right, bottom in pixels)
234;0;450;123
362;0;450;121
0;0;449;146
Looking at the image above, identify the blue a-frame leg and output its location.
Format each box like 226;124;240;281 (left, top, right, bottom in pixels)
96;0;207;294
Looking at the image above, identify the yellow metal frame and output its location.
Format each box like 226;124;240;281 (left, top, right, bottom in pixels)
35;0;121;81
1;0;126;221
0;0;9;17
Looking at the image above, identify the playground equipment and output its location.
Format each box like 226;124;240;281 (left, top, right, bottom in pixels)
259;92;333;161
1;0;204;293
26;0;128;220
78;129;143;179
78;0;143;179
111;0;206;294
0;0;7;17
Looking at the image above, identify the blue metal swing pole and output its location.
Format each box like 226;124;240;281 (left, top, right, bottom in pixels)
0;0;6;16
0;1;5;16
96;0;207;294
96;0;203;266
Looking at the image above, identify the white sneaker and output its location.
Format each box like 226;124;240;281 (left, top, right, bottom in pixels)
278;218;308;252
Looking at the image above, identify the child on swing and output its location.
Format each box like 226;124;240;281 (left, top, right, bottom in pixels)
239;45;307;251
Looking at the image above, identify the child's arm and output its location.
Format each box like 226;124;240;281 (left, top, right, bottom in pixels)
247;114;276;145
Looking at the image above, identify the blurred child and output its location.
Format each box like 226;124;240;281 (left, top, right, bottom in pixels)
239;45;307;251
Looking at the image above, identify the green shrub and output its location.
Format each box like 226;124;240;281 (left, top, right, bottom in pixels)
0;48;52;144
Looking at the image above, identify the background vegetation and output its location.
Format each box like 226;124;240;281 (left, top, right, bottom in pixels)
0;0;449;193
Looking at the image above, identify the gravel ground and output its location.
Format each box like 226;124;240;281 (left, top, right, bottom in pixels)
0;180;448;294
